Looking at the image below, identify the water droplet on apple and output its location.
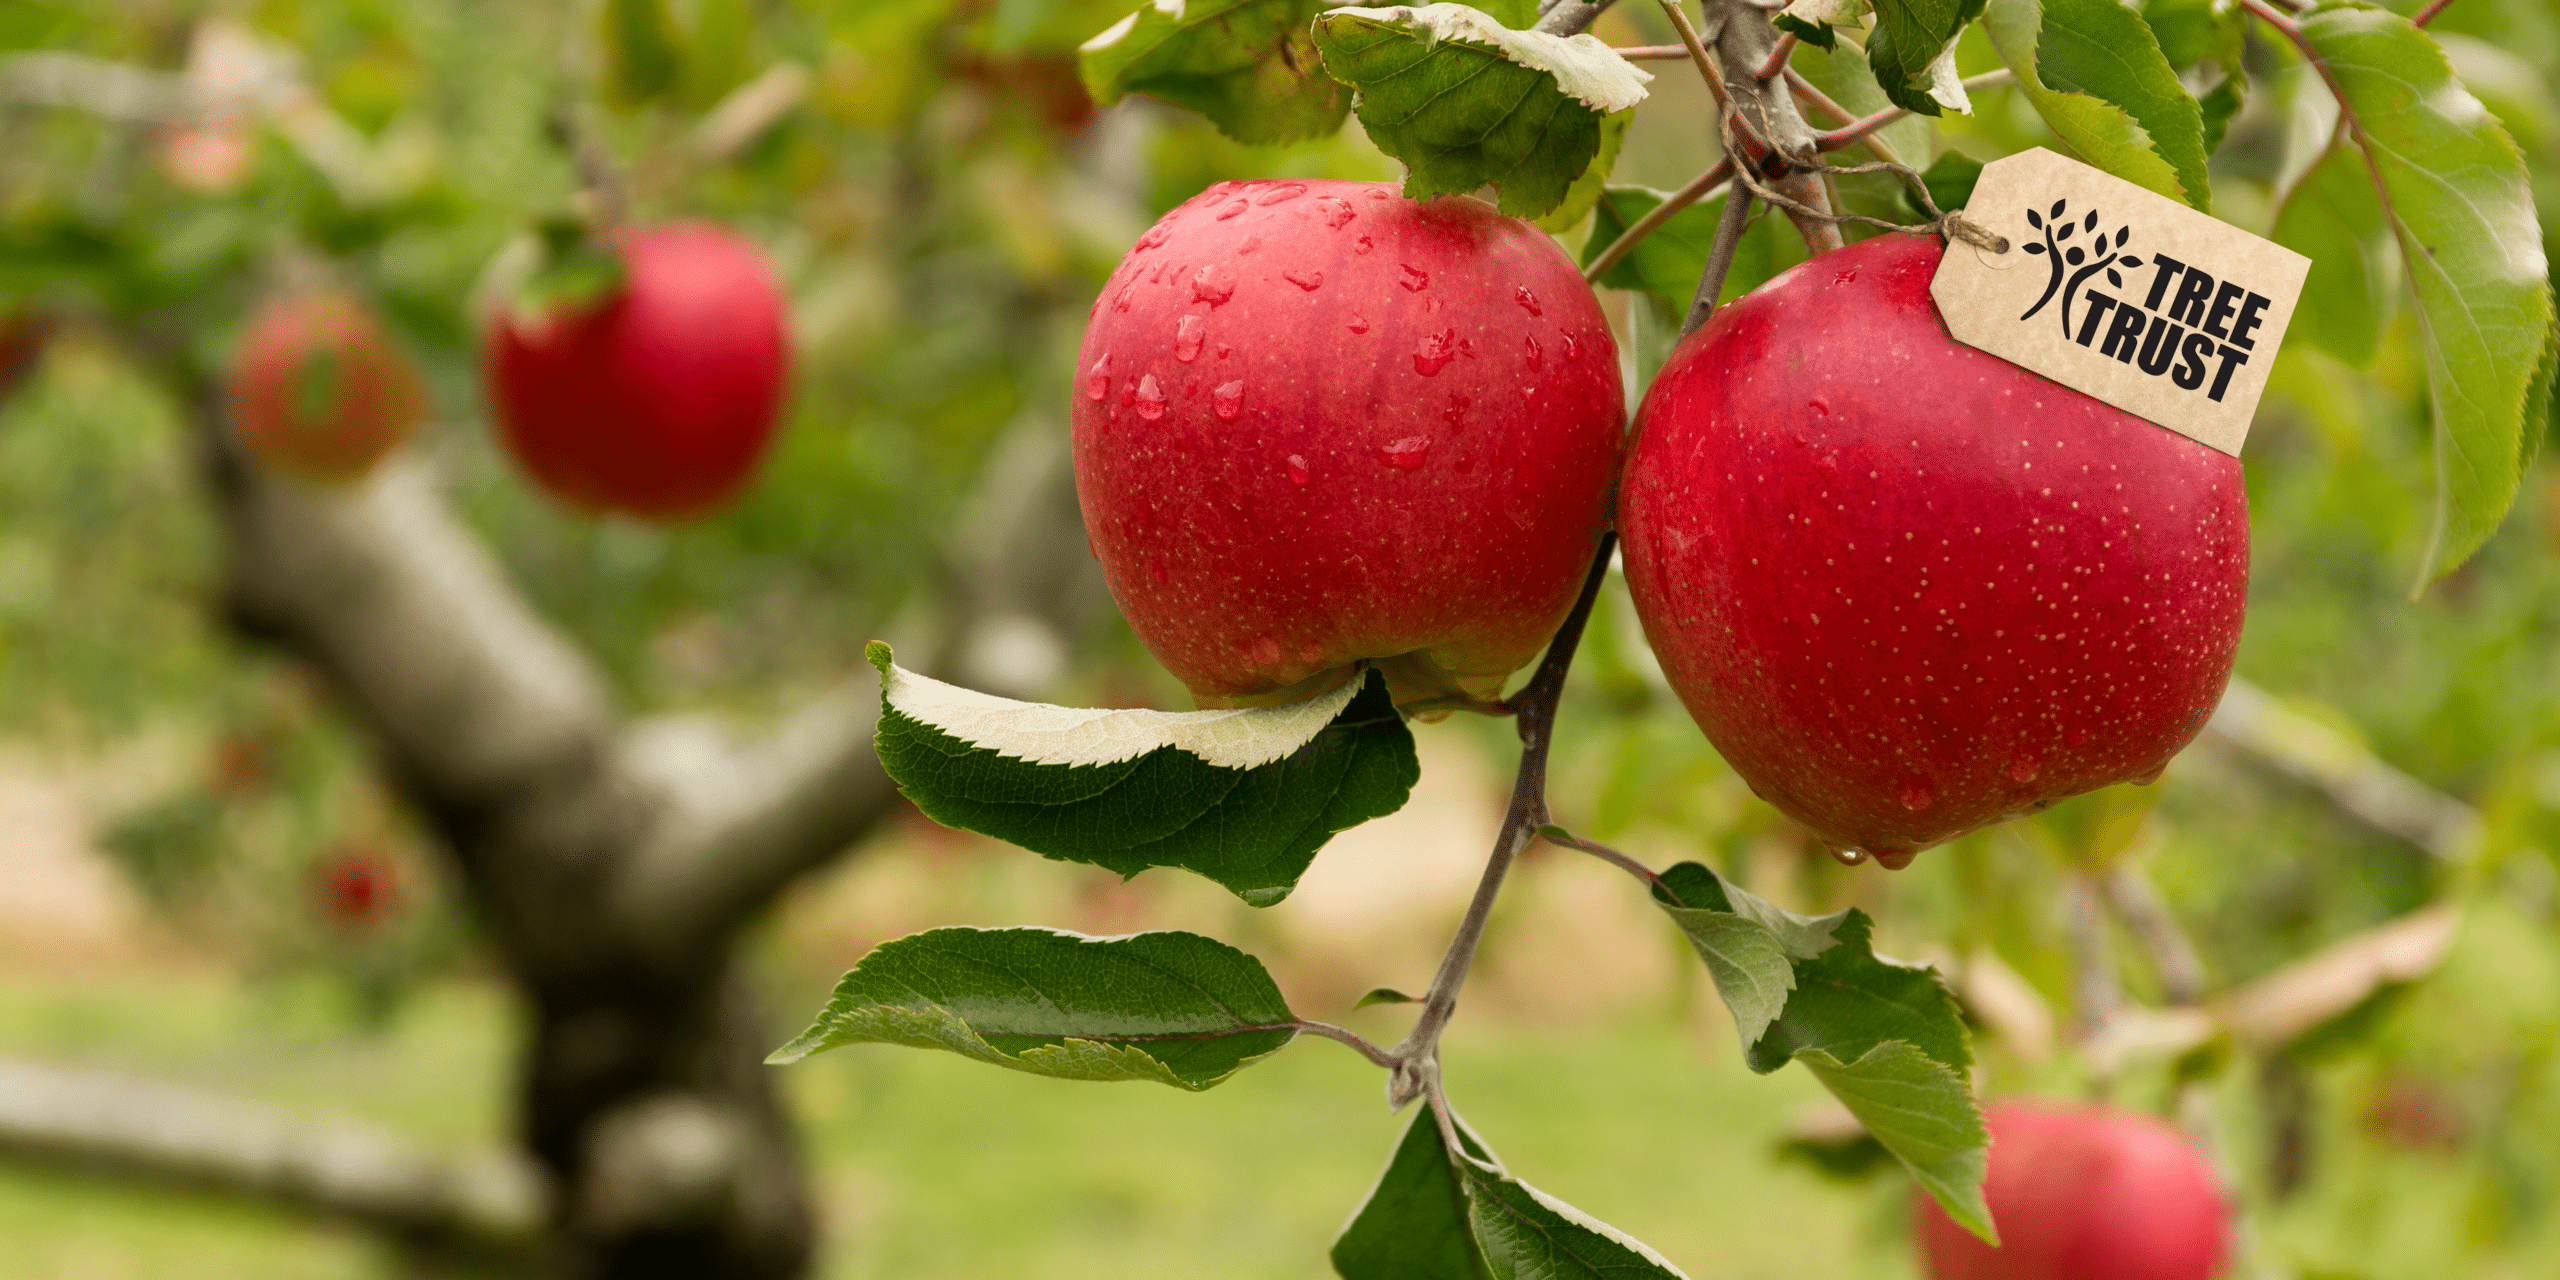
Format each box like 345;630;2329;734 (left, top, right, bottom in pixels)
1399;264;1430;292
1283;268;1324;291
1524;335;1543;368
1833;268;1857;284
1190;264;1237;307
1251;634;1282;665
1354;236;1374;255
1174;315;1206;363
1285;454;1311;486
1149;557;1169;585
2067;726;2091;746
1083;354;1110;401
1379;435;1432;469
1135;223;1174;251
2133;765;2164;786
1869;846;1918;870
1515;286;1542;316
1212;380;1244;420
1561;332;1582;362
1317;197;1356;229
1442;393;1470;426
1807;398;1829;416
1827;844;1867;865
1413;328;1458;376
1898;778;1936;810
2008;751;2041;783
1237;235;1261;254
1455;452;1475;473
1348;314;1370;334
1134;375;1166;420
1256;184;1306;206
1118;377;1137;408
1216;199;1249;220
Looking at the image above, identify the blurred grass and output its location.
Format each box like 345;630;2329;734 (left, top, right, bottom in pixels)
0;965;1906;1280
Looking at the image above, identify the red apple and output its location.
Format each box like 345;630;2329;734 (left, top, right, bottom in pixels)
1617;234;2247;866
1073;180;1623;709
1917;1100;2228;1280
314;844;402;929
230;292;425;481
485;224;788;521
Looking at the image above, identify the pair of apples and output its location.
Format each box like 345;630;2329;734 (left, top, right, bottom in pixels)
230;225;788;522
1075;180;2248;864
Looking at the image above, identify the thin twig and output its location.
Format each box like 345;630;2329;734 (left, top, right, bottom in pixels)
1539;828;1663;889
2102;865;2208;1007
1658;0;1744;135
1534;0;1617;37
1612;44;1693;59
2412;0;2452;24
1386;536;1619;1087
1292;1021;1401;1068
1755;32;1797;80
1782;67;1906;168
1582;157;1734;284
1815;70;2014;152
1678;182;1757;341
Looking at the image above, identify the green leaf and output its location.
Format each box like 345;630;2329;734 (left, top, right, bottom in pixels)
1792;35;1930;167
1905;151;1984;220
2027;0;2210;207
2527;316;2557;476
1080;0;1353;146
769;927;1297;1089
1651;862;1848;1045
1983;0;2187;203
1776;0;1871;52
1337;1112;1690;1278
2300;8;2556;583
600;0;685;108
1334;1111;1487;1280
1581;187;1808;309
1355;986;1420;1008
1868;0;1985;118
2198;68;2245;155
1797;1043;1995;1242
868;643;1416;906
1745;910;1971;1076
1312;4;1652;219
2140;0;2242;73
2272;140;2398;370
1532;108;1631;234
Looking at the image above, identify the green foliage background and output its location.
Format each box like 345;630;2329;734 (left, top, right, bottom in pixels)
0;0;2558;1276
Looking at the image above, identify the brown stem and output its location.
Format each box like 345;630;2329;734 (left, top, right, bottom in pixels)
1679;182;1759;340
2412;0;2452;24
1385;536;1619;1092
1582;157;1735;284
1755;32;1797;80
1815;70;2015;153
1612;44;1693;59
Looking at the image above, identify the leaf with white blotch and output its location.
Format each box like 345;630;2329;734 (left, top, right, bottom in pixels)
1776;0;1869;51
1312;4;1651;220
1797;1042;1995;1242
2273;140;2398;371
1867;0;1983;118
1533;108;1631;234
2299;8;2556;585
1651;862;1849;1047
770;927;1298;1089
1081;0;1352;145
868;642;1415;905
1984;0;2187;204
1335;1111;1689;1279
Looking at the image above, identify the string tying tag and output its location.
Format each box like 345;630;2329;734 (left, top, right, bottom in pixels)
1938;210;2009;254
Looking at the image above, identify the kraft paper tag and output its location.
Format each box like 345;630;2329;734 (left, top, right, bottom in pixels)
1930;148;2309;456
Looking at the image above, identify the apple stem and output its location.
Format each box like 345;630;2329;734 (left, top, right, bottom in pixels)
1677;183;1759;342
1383;534;1620;1084
1539;827;1663;890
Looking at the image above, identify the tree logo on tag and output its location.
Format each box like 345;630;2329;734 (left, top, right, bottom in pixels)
2018;201;2141;338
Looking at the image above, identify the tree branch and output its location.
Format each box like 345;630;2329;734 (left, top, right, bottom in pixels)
1582;157;1734;284
1535;0;1619;37
0;1054;544;1266
2205;678;2480;858
1815;71;2015;153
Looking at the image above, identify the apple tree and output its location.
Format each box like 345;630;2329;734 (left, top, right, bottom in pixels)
0;0;2553;1276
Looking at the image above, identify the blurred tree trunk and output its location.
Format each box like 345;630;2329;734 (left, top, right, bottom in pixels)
187;370;1103;1277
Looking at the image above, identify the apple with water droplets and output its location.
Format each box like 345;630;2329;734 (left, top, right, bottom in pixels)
485;224;788;521
1916;1100;2229;1280
1617;233;2247;866
230;291;426;482
1073;180;1624;709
